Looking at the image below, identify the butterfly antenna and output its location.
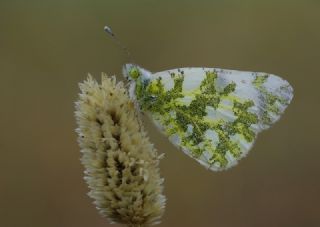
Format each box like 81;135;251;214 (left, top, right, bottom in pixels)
104;25;132;62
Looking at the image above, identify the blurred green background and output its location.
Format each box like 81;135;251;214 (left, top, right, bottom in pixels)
1;0;319;226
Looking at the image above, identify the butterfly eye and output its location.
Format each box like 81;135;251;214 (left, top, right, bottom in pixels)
129;67;140;80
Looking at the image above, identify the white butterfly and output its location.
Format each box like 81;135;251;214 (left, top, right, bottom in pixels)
123;64;293;171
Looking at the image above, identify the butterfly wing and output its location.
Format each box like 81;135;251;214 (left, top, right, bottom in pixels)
135;67;293;171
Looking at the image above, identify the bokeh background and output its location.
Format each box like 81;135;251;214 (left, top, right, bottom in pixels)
1;1;319;226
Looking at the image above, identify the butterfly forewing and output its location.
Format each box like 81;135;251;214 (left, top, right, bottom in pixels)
135;67;293;171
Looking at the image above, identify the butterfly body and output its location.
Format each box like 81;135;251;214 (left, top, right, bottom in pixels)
123;64;293;171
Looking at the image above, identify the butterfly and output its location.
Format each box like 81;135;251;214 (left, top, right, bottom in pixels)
122;64;293;171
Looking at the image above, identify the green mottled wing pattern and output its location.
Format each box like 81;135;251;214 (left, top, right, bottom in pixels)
134;67;293;171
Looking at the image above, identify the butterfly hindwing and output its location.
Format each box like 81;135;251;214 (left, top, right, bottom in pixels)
134;67;293;171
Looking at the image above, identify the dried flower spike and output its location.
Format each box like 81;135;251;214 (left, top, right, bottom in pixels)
75;74;165;226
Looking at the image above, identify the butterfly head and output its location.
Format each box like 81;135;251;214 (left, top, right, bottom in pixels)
123;64;151;81
123;64;141;81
